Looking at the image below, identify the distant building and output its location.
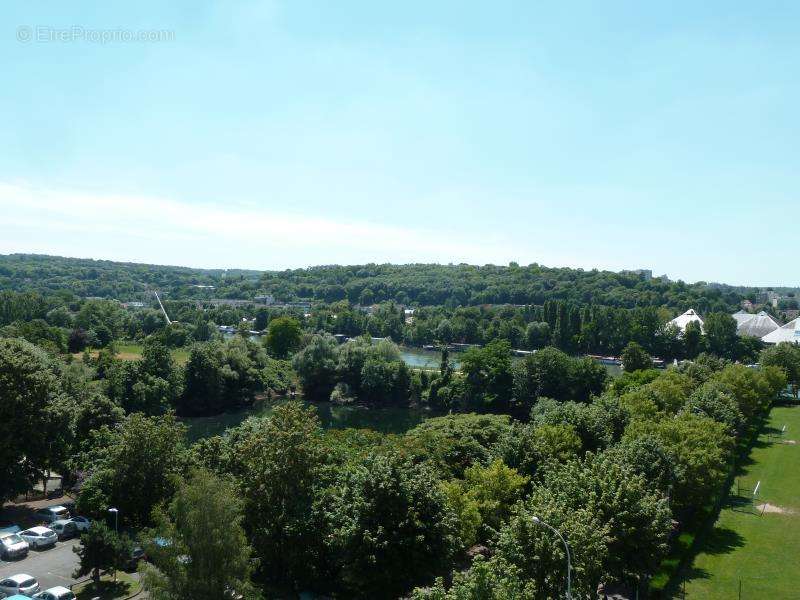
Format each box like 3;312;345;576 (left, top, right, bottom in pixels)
123;301;146;309
667;309;704;333
254;294;275;305
622;268;653;279
762;318;800;345
732;310;779;338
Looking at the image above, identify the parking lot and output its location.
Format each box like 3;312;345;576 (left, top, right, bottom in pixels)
0;537;81;590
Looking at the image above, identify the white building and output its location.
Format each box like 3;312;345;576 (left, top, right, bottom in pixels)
668;309;704;333
761;317;800;345
732;310;780;338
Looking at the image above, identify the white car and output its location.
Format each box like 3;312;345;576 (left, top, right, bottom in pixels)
18;526;57;549
0;532;29;559
33;506;70;524
33;587;76;600
0;573;40;596
67;516;91;532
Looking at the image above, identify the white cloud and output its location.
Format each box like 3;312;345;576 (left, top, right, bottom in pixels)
0;181;516;269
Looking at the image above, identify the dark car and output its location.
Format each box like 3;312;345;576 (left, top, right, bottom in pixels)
124;546;146;571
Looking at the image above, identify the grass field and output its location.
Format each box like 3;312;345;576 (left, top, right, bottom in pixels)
74;342;190;365
682;402;800;599
74;571;140;599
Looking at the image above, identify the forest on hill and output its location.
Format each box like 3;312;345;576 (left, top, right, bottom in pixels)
0;253;749;311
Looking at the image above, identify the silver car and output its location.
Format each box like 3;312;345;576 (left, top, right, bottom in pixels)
34;506;70;524
0;532;29;559
33;586;76;600
0;573;40;596
67;516;91;532
19;527;57;549
49;520;77;541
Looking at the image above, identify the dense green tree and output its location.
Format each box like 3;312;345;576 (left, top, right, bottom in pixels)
524;321;551;350
501;423;582;479
531;399;620;453
265;316;302;358
461;340;514;412
621;341;653;372
180;338;275;415
682;381;744;435
73;521;132;584
625;412;733;517
411;555;530;599
489;489;610;599
712;363;777;420
538;453;672;581
142;469;259;600
68;328;89;353
449;459;528;544
77;413;189;527
512;347;604;405
610;434;675;494
0;338;61;501
403;413;514;479
683;320;704;358
703;312;739;359
73;391;125;449
75;299;127;346
760;342;800;397
235;403;328;590
292;333;339;401
326;452;460;599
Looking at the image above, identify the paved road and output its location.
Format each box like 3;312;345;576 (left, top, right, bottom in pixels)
0;538;80;591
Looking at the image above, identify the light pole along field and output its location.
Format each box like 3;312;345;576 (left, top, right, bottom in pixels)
683;402;800;599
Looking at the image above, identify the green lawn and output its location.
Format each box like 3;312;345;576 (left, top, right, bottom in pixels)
73;571;140;599
74;342;190;365
683;403;800;599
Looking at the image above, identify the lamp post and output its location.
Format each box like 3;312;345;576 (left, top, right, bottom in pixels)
108;508;119;582
531;516;572;600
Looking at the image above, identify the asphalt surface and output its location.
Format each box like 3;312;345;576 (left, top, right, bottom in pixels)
0;538;81;591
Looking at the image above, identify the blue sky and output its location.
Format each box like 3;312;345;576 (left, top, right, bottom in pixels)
1;1;798;285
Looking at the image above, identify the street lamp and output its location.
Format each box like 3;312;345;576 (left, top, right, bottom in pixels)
108;507;119;532
531;516;572;600
108;508;119;582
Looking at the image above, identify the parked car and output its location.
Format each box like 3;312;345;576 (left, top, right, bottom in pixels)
4;595;33;600
0;533;29;560
18;527;57;550
33;588;75;600
0;521;20;535
124;545;146;571
33;506;69;524
67;516;90;532
48;520;77;541
0;574;40;597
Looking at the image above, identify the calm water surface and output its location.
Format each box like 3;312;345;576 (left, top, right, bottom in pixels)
183;347;619;440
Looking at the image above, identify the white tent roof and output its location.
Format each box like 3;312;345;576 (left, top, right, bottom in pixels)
668;309;704;333
762;317;800;345
734;311;780;338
